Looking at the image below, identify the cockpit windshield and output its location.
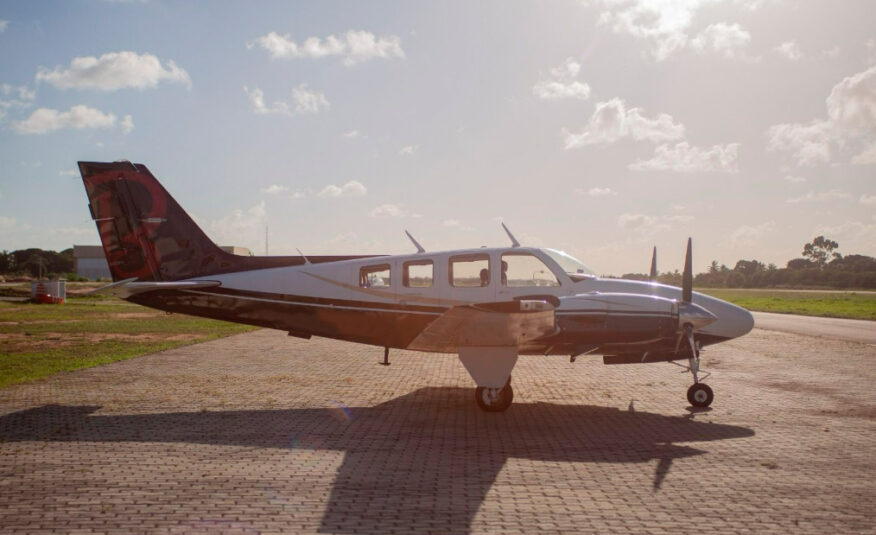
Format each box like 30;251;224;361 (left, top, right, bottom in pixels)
542;248;596;279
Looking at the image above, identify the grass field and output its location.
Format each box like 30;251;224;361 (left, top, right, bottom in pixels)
699;289;876;320
0;296;255;389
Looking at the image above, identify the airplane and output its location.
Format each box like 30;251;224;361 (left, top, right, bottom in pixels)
78;160;754;412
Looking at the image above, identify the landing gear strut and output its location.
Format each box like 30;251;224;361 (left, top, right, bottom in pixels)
475;376;513;412
681;324;713;408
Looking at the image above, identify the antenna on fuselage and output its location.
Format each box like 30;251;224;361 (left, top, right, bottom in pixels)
501;222;520;248
296;248;311;264
405;230;425;253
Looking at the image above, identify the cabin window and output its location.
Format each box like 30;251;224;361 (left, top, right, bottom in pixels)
403;260;433;287
500;253;560;287
359;264;391;288
449;254;491;287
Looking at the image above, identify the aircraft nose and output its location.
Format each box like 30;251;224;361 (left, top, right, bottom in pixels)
695;295;754;340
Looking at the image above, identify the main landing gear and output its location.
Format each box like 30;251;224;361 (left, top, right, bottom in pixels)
475;377;514;412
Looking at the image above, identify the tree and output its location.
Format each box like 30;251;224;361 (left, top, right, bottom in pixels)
733;259;765;276
802;236;840;267
787;258;814;270
708;260;719;273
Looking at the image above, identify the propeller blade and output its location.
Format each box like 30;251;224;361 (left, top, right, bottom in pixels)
682;237;692;303
649;246;657;282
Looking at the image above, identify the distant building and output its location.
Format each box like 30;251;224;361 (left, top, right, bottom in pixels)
73;245;252;280
73;245;111;280
220;246;251;256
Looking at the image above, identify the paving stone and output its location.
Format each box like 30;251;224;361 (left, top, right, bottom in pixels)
0;327;873;534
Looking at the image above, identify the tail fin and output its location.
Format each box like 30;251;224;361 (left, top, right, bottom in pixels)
79;161;232;282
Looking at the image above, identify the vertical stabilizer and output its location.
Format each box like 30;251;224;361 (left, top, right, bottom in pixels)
79;161;229;282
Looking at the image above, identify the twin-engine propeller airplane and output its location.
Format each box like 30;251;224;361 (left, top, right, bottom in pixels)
79;161;754;412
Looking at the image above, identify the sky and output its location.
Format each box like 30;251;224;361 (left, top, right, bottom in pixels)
0;0;873;276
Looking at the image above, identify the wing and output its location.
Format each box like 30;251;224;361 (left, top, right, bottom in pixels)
407;300;556;352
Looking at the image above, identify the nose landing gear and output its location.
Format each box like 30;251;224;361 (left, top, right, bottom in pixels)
675;323;714;408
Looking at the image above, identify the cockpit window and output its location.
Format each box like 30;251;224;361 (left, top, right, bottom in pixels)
501;253;559;287
542;249;596;277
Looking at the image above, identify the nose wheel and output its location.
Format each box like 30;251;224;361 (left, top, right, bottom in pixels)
687;383;713;407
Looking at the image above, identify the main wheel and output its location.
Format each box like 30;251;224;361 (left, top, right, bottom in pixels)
687;383;714;407
475;384;514;412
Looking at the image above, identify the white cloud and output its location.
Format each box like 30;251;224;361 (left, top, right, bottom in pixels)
260;184;288;195
819;46;840;59
766;65;876;166
398;145;418;156
783;175;806;183
860;194;876;205
813;220;876;251
774;40;803;60
786;190;853;203
249;30;405;66
690;23;754;60
244;84;329;116
292;84;330;113
120;114;134;134
629;142;739;172
589;1;758;61
443;219;461;227
617;213;669;236
580;186;618;196
563;98;684;148
0;20;7;33
0;84;36;110
342;130;360;138
13;105;118;134
208;202;266;249
729;221;775;245
766;120;831;166
59;170;79;177
317;180;367;198
36;51;191;91
533;57;591;100
370;203;408;217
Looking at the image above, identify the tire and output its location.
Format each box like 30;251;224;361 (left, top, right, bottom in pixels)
475;384;514;412
687;383;714;407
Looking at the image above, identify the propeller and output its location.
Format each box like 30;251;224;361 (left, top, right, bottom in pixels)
649;246;657;282
674;237;715;357
682;237;692;303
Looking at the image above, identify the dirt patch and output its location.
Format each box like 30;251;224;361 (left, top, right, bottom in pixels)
0;332;203;353
114;312;163;319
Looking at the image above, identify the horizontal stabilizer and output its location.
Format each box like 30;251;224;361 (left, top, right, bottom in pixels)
89;278;221;298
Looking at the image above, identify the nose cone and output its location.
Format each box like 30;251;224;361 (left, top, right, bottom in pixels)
694;294;754;340
678;302;718;330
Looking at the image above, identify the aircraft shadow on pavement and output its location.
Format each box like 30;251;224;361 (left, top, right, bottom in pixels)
0;387;753;535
